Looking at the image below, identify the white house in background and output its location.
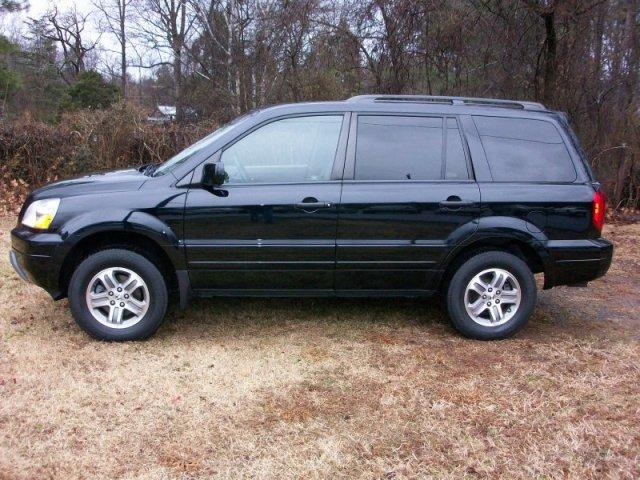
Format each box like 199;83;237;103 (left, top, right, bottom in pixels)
147;105;198;123
147;105;177;123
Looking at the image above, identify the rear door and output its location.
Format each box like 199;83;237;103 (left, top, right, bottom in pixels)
336;114;480;293
183;114;348;292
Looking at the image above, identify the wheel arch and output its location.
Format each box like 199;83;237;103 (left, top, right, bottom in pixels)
439;219;551;292
57;211;185;298
59;230;179;297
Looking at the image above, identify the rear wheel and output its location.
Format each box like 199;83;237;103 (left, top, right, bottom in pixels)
68;249;168;341
446;251;536;340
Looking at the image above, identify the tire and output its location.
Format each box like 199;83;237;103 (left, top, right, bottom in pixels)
68;249;168;341
446;251;536;340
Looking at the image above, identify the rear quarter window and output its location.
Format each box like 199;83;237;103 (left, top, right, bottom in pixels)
473;116;577;182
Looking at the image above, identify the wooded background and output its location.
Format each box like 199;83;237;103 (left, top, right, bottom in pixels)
0;0;638;211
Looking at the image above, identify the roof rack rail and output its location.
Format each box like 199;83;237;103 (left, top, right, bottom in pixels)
347;95;546;111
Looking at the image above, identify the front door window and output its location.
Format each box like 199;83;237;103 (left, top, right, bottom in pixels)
221;115;343;184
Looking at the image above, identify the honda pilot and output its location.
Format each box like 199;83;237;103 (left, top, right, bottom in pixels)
10;95;613;340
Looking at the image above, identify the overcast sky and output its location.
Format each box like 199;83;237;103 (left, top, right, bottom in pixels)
23;0;81;17
9;0;99;41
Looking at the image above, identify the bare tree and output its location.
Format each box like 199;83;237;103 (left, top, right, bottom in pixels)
34;6;100;84
189;0;237;113
611;0;639;206
133;0;195;121
95;0;133;98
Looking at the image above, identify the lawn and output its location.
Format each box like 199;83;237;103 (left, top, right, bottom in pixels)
0;216;638;479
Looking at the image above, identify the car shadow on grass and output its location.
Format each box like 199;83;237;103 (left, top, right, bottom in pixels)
158;295;453;340
154;290;626;346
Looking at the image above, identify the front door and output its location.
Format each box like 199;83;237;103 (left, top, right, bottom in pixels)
336;114;480;293
184;114;348;293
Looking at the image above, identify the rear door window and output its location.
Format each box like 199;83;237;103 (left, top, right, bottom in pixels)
355;116;443;180
473;116;576;182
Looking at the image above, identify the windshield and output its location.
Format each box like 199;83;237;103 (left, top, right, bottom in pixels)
153;112;255;177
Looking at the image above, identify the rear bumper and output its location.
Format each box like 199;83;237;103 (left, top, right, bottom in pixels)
9;225;65;299
544;238;613;288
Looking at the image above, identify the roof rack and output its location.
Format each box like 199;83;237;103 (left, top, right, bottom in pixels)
347;95;546;111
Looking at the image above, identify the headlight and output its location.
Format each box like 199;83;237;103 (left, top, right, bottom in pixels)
22;198;60;230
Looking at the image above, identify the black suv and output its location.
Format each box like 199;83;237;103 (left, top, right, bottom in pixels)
10;95;613;341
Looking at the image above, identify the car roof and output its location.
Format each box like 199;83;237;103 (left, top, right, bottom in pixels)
253;95;559;122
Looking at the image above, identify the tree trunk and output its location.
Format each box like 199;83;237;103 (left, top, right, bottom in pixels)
174;0;187;123
542;10;557;105
223;0;239;115
120;1;127;99
622;0;639;103
587;3;606;128
614;151;634;207
174;48;183;123
120;43;127;98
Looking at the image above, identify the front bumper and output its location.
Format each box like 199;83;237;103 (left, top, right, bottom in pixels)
545;238;613;288
10;225;66;299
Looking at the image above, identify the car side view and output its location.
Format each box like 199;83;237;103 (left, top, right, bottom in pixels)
10;95;613;341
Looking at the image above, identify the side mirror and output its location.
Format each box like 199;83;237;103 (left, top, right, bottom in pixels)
201;162;227;187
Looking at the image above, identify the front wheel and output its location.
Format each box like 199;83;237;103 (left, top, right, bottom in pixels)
68;249;168;341
446;251;536;340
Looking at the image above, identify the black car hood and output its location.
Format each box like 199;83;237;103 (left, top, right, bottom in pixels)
32;168;148;199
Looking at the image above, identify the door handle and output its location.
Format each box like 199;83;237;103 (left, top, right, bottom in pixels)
439;196;474;209
295;201;331;210
295;197;332;211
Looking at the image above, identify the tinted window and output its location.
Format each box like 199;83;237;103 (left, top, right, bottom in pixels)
445;118;469;180
221;115;343;184
355;116;443;180
474;116;576;182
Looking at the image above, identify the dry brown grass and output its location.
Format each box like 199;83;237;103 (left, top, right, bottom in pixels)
0;217;638;479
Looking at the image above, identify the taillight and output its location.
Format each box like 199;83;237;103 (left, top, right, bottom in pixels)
593;189;606;232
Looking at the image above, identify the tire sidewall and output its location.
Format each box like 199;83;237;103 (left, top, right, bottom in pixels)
447;252;536;340
69;250;168;341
